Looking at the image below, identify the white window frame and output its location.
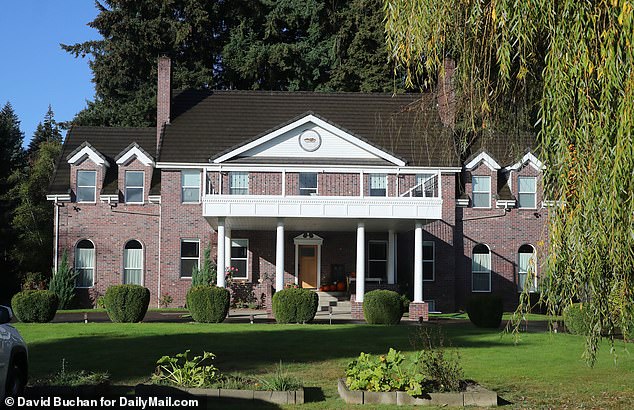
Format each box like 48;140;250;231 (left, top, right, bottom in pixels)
180;239;200;279
125;170;144;204
230;239;249;280
299;172;318;196
518;176;537;209
229;172;249;195
369;174;388;197
423;241;435;282
472;176;491;208
75;239;95;288
123;240;144;285
367;240;388;281
471;244;492;292
518;244;538;293
76;170;96;203
181;170;201;203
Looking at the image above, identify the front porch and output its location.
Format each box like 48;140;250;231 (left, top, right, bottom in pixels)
203;214;434;321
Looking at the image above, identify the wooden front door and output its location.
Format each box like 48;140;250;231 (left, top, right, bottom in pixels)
299;245;318;288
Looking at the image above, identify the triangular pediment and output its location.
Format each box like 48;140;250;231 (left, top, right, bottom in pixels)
212;114;406;166
67;142;108;167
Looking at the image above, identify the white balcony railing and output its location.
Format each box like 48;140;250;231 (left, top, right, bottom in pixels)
202;195;443;220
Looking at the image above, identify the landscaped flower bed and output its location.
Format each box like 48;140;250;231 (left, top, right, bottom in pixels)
146;350;304;405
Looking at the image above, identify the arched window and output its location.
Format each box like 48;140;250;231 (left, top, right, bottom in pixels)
518;244;537;292
123;240;143;285
75;240;95;288
472;244;491;292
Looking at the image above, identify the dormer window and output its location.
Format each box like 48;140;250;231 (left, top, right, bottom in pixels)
76;170;96;203
369;174;387;196
125;171;144;203
472;176;491;208
518;177;536;208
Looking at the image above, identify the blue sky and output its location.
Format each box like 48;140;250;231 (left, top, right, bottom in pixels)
0;2;98;147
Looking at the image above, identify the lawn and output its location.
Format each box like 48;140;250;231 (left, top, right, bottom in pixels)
14;321;634;409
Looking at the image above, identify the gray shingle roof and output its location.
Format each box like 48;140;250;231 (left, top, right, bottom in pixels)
49;127;156;195
160;90;460;167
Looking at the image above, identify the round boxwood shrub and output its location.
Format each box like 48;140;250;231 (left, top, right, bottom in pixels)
466;294;503;328
11;290;59;323
363;290;403;325
272;288;319;324
186;286;230;323
563;303;592;335
104;284;150;323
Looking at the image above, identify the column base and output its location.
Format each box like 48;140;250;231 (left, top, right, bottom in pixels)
351;300;364;320
409;302;429;322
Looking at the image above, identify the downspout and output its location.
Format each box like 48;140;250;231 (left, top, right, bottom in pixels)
53;199;60;272
157;201;162;308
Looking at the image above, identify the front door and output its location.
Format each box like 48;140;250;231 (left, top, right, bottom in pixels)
298;245;318;288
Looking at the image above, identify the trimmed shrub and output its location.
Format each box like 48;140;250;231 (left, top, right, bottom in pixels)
466;294;503;328
272;288;318;324
563;303;592;335
11;290;58;323
363;290;403;325
104;284;150;323
186;286;230;323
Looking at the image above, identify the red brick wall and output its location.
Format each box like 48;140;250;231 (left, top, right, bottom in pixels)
118;158;153;203
249;172;282;195
318;173;360;196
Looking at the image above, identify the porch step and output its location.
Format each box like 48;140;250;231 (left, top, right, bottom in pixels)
316;291;351;312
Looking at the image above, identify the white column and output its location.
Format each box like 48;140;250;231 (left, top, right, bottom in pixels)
414;221;423;302
217;218;226;287
275;219;285;292
387;230;396;284
356;222;366;302
225;228;232;269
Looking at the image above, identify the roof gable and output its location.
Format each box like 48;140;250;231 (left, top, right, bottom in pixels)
504;151;543;171
464;150;501;171
115;142;155;166
66;142;108;167
213;113;406;166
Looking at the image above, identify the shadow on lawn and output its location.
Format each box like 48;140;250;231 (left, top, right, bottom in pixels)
25;323;529;383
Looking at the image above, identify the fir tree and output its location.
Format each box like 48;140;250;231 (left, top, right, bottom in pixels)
27;105;62;158
191;244;217;287
49;251;78;309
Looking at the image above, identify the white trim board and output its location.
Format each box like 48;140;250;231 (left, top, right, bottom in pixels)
504;152;543;171
67;145;108;166
212;114;406;166
116;144;155;166
465;151;500;171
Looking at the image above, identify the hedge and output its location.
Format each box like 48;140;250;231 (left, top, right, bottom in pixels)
104;284;150;323
563;303;592;336
272;288;318;324
186;286;230;323
11;290;58;323
363;290;403;325
466;294;503;328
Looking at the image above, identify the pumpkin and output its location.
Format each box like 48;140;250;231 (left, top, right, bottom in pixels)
329;285;336;291
336;282;346;291
319;286;326;291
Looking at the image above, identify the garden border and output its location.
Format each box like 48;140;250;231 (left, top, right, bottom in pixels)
136;384;304;405
337;378;497;407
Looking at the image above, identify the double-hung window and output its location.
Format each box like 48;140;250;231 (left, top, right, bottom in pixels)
181;170;201;203
518;244;537;292
230;239;249;280
299;173;317;196
369;174;387;196
75;240;95;288
76;170;96;202
423;241;435;281
472;176;491;208
472;244;491;292
123;240;143;285
180;240;200;278
229;172;249;195
125;171;144;203
518;176;537;208
367;240;387;281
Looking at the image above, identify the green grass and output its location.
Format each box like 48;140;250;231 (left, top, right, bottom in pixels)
429;312;562;321
15;321;634;409
56;308;188;314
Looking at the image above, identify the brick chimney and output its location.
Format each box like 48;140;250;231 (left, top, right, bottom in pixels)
437;58;456;129
157;55;171;153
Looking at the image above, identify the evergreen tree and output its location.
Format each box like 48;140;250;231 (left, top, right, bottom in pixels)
27;105;62;158
49;251;78;309
0;102;25;304
191;244;217;287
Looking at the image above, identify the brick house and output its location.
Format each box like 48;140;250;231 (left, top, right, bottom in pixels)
47;57;548;319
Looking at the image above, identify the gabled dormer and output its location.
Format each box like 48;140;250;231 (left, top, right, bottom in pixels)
503;151;543;209
67;142;109;203
463;150;501;209
115;142;155;205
